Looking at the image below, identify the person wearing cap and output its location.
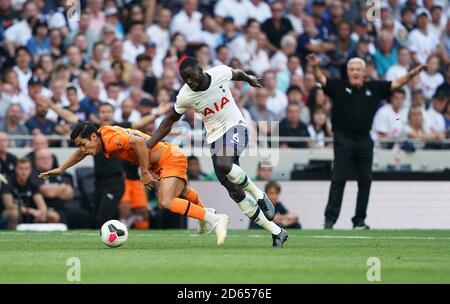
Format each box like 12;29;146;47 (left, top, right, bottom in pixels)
26;17;51;59
25;94;60;136
20;75;50;119
348;34;373;61
408;8;439;64
217;16;239;46
105;6;125;39
307;52;427;229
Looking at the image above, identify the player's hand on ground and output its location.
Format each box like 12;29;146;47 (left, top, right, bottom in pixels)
306;53;320;66
141;171;157;189
248;75;262;88
38;168;63;180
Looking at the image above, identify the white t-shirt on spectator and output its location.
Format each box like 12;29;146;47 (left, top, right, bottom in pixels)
146;24;170;59
266;90;288;118
287;14;304;34
372;104;406;140
17;88;52;119
408;29;439;64
174;65;246;144
419;71;444;99
229;35;257;70
5;20;32;46
13;66;32;94
249;49;271;76
426;106;446;133
427;22;445;41
245;0;272;23
270;51;289;72
122;40;145;64
307;125;326;148
385;65;408;81
171;10;203;43
214;0;249;27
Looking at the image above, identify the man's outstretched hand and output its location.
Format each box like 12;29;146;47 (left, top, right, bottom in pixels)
247;75;262;88
38;168;63;180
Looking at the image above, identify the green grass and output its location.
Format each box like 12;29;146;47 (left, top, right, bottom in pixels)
0;229;449;283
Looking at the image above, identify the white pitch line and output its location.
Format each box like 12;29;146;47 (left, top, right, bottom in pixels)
308;235;450;240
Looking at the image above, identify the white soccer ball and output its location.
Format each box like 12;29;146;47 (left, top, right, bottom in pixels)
100;220;128;247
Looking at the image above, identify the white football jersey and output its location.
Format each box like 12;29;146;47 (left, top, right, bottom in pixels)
174;65;246;144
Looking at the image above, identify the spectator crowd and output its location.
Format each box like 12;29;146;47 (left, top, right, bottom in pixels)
0;0;449;229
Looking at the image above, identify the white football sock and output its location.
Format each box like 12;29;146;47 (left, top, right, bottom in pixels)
226;164;265;200
238;193;281;235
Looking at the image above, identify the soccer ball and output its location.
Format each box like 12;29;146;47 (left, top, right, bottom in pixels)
100;220;128;247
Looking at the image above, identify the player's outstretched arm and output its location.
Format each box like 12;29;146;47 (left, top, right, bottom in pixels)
38;149;87;180
306;54;327;87
145;107;182;148
231;69;262;87
391;64;428;90
129;135;156;189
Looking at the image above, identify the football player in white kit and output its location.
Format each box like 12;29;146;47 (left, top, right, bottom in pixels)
146;57;288;248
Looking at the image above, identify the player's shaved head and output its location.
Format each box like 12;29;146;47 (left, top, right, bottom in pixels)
179;57;199;73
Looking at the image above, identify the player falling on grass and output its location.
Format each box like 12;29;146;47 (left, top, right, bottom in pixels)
39;121;229;245
146;57;288;248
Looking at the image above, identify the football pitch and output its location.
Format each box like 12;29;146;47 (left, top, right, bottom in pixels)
0;229;449;283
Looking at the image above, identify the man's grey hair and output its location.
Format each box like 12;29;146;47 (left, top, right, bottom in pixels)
347;57;366;69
